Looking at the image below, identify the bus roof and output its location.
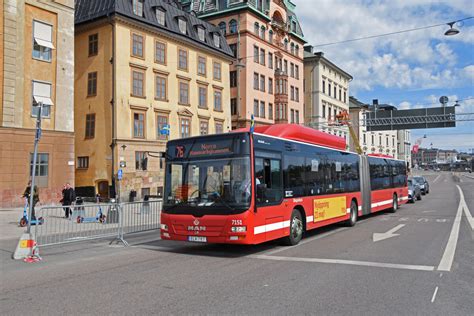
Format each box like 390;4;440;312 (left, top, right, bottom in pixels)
234;124;347;151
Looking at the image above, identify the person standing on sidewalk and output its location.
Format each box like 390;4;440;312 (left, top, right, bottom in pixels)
22;180;39;220
62;183;76;218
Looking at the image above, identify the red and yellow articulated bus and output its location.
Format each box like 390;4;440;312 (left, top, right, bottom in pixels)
160;124;408;245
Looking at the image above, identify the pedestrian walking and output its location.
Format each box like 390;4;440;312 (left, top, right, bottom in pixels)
22;180;39;220
62;183;76;218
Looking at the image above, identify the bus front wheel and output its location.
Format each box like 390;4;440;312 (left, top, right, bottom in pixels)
283;209;304;246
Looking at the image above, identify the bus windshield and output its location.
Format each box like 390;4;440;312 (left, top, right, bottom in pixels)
163;157;251;214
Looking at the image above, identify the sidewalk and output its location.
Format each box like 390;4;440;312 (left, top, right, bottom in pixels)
0;208;26;241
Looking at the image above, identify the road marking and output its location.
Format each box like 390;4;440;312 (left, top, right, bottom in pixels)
433;174;442;183
422;210;437;213
261;227;349;256
249;254;435;271
431;286;439;303
459;187;474;231
437;186;464;271
373;224;405;242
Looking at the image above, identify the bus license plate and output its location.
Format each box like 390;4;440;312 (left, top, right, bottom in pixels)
188;236;207;242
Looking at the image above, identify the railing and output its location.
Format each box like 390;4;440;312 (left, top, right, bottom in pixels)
33;200;162;247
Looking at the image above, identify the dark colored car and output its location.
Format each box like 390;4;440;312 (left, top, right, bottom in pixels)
408;179;422;203
413;176;429;195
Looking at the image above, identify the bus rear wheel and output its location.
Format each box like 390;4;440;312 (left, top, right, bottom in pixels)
283;209;304;246
390;194;398;213
345;200;358;227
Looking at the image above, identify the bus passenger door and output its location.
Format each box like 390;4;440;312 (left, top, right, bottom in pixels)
359;155;371;215
255;156;285;240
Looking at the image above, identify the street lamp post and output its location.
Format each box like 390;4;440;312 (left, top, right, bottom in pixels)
27;101;44;234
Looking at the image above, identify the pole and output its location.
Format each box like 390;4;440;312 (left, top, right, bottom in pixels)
27;102;43;234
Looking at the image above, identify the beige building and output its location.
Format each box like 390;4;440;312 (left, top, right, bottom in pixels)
74;0;234;201
0;0;75;208
349;97;398;157
304;49;352;141
181;0;306;128
397;129;411;165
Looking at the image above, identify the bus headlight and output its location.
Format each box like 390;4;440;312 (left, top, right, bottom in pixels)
231;226;246;233
160;224;168;231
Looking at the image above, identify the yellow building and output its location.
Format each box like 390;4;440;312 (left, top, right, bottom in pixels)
74;0;234;200
0;0;75;208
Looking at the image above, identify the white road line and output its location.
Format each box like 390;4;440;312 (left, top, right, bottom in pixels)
261;227;349;256
459;186;474;231
437;186;464;271
431;286;439;303
433;174;442;183
249;254;435;271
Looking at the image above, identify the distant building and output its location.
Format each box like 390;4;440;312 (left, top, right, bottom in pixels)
179;0;306;128
348;97;398;158
304;49;352;141
0;0;75;207
74;0;234;201
397;130;411;165
412;148;458;167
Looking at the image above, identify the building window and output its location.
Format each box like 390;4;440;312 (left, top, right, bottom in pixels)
213;34;220;47
253;72;259;90
231;98;237;115
229;43;237;57
291;109;295;123
85;113;95;139
178;49;188;70
229;19;237;33
214;89;222;111
135;151;147;170
88;33;98;56
284;60;288;74
133;112;145;138
157;115;168;140
295;87;299;102
77;156;89;169
260;26;265;39
334;86;337;98
198;56;206;76
295;110;300;124
198;86;207;108
322;104;326;118
268;52;273;69
32;20;54;62
32;81;52;117
269;103;273;119
269;30;273;43
178;18;187;34
131;33;144;58
30;153;49;186
260;48;265;65
268;78;273;94
230;71;237;87
344;91;347;103
284;39;288;51
334;108;337;118
179;81;189;104
322;80;326;94
339;88;342;101
292;21;297;32
328;83;331;97
197;27;205;41
290;63;294;78
260;101;265;118
200;120;209;135
133;0;144;16
155;41;166;64
254;45;259;63
132;69;145;97
156;9;166;26
254;99;259;117
254;22;259;34
295;65;299;79
155;75;167;101
260;75;265;92
290;86;294;101
87;72;97;97
213;62;221;80
215;122;223;134
290;43;295;55
218;22;226;35
363;133;366;144
295;45;299;57
180;118;190;138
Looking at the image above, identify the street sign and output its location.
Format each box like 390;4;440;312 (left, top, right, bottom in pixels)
117;169;123;180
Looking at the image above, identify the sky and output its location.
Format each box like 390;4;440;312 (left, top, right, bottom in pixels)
294;0;474;152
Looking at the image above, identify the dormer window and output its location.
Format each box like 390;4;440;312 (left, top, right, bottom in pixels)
197;26;205;41
178;18;187;34
156;8;165;26
292;21;297;32
213;33;220;47
132;0;144;17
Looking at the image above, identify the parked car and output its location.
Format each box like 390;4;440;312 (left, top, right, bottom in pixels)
413;176;429;195
408;179;422;203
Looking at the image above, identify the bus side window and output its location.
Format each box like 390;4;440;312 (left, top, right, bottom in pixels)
256;158;282;205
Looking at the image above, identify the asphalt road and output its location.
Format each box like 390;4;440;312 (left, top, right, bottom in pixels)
1;172;473;315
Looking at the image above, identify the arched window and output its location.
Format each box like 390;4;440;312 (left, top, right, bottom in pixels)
284;39;288;51
260;26;265;40
269;30;273;43
218;21;226;35
229;19;237;34
254;22;259;35
290;42;295;54
295;45;299;56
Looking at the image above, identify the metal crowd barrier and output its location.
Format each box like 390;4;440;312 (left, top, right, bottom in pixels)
33;200;162;247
